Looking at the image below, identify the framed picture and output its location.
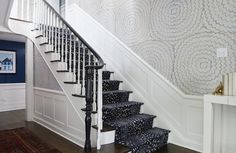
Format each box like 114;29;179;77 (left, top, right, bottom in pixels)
0;50;16;74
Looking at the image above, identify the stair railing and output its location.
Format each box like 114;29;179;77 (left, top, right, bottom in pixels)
32;0;105;152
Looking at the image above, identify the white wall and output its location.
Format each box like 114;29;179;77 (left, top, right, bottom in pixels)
0;83;25;112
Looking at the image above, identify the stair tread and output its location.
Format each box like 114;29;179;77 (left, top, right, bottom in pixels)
51;60;61;62
105;113;156;127
57;70;69;72
92;124;115;132
103;80;122;82
103;90;132;94
103;71;114;73
72;94;85;98
103;101;143;109
64;80;77;83
120;127;170;148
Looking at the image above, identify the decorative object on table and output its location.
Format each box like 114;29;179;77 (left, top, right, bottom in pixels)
212;82;224;95
222;73;236;96
0;50;16;73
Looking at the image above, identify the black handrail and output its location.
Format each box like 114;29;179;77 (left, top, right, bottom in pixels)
42;0;105;69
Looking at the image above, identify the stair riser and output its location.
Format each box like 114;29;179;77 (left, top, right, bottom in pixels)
57;62;68;71
64;72;76;82
103;104;142;122
102;71;111;80
41;44;54;53
103;92;130;104
103;81;120;91
131;134;169;153
51;53;60;61
39;37;48;44
112;118;154;142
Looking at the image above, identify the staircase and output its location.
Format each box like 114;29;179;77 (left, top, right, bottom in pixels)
102;71;170;152
11;0;170;152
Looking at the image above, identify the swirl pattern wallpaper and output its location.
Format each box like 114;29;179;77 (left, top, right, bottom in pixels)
67;0;236;95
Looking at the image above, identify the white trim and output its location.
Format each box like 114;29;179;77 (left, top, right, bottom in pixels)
34;87;64;95
25;38;34;121
0;83;26;86
0;107;25;112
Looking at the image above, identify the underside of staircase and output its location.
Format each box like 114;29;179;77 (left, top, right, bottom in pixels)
22;0;171;152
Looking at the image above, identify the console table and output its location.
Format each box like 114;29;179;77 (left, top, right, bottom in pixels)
203;95;236;153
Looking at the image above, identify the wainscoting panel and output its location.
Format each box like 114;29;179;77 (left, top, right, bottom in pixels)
33;87;85;147
0;83;25;112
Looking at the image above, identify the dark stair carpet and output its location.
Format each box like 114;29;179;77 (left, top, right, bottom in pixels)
101;70;170;153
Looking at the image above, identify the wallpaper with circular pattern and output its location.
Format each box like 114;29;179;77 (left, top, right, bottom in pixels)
69;0;236;95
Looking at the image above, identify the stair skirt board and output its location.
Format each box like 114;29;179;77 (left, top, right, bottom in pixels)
34;27;170;153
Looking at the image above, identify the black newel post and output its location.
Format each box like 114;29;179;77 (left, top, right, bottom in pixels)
84;67;93;153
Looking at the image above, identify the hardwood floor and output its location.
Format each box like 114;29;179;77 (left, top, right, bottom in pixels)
0;110;199;153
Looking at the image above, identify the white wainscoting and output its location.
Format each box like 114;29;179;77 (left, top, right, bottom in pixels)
66;5;203;152
0;83;25;112
33;87;85;147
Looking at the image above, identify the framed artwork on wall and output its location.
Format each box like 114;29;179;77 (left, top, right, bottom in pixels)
0;50;16;74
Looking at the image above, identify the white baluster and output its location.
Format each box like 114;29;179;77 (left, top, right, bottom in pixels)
77;41;82;94
73;35;76;77
49;9;52;45
97;68;103;149
69;31;72;72
33;0;36;28
65;28;68;65
26;0;30;20
21;0;24;19
82;44;86;95
52;13;56;51
93;58;97;113
36;0;40;29
41;0;44;32
55;16;58;53
57;19;61;56
45;6;48;39
61;23;65;62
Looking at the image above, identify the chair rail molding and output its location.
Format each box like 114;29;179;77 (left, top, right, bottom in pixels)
65;4;203;152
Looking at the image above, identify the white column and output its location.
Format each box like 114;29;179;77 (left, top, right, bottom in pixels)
203;101;214;153
25;38;34;121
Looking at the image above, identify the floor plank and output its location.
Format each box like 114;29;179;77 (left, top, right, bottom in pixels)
0;109;199;153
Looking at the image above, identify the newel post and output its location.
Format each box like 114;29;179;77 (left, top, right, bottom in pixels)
84;67;93;153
